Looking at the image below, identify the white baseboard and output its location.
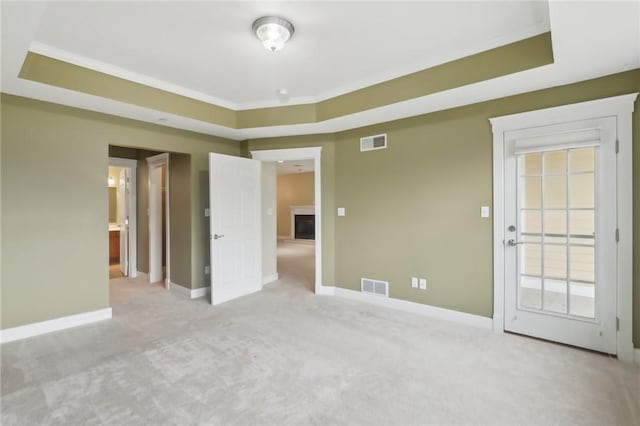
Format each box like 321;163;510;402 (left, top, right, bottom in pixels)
634;348;640;366
169;281;191;297
190;286;210;299
331;287;493;330
262;274;279;285
315;285;335;296
170;282;210;299
0;308;112;344
136;270;149;280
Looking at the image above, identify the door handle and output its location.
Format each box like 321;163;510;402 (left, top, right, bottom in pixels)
506;239;524;246
213;234;225;240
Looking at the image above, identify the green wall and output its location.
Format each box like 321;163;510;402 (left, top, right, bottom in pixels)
0;94;240;329
248;69;640;346
2;69;639;348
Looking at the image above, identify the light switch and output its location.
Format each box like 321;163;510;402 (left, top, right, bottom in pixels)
419;278;427;290
411;277;419;288
337;207;346;217
481;206;490;218
204;208;210;217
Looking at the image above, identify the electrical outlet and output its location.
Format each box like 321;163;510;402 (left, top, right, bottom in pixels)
204;265;210;274
419;278;427;290
411;277;418;288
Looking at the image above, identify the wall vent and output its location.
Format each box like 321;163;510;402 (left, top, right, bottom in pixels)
361;278;389;297
360;134;387;152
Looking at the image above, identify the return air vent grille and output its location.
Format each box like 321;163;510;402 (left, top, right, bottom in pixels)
360;133;387;152
361;278;389;297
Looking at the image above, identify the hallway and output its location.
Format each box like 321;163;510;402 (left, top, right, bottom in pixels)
269;239;315;293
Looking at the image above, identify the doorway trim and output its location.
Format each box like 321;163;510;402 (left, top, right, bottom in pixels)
489;93;637;362
147;153;170;289
108;157;137;278
250;147;324;294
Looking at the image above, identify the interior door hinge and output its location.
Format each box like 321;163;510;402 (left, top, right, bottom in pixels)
615;228;619;242
615;139;619;154
616;317;620;331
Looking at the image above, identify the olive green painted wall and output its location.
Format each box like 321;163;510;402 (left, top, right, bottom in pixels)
248;135;336;287
19;34;552;130
333;70;640;344
334;116;493;317
0;94;240;329
169;153;191;288
2;69;638;349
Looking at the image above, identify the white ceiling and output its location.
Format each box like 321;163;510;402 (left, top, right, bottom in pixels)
276;159;314;175
1;1;639;141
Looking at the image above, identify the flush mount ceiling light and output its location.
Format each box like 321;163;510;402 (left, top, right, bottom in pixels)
252;16;295;52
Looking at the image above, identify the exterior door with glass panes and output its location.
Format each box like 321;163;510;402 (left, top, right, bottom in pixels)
504;117;617;354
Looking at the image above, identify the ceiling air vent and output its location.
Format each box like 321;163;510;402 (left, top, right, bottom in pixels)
361;278;389;297
360;133;387;152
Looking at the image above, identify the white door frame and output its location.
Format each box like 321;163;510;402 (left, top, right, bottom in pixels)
490;93;637;362
108;157;137;278
250;147;325;294
147;153;170;288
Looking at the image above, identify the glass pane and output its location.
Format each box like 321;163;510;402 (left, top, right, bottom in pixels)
521;177;541;208
570;246;595;283
543;278;568;314
544;175;567;208
544;210;567;235
522;153;542;175
569;282;595;318
520;276;542;310
570;173;595;208
570;210;595;245
569;148;595;173
521;243;541;276
544;245;567;280
544;151;567;174
545;236;567;245
521;210;541;234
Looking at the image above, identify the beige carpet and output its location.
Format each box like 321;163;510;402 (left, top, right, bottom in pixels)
109;264;123;280
1;241;639;425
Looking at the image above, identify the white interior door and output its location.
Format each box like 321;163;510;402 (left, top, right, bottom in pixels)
209;153;262;305
118;168;129;276
504;117;617;354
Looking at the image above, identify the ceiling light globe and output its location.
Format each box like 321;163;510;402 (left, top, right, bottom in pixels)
252;16;295;52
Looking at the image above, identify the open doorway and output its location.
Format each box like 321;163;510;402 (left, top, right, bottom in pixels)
107;157;137;281
252;147;323;294
274;160;316;292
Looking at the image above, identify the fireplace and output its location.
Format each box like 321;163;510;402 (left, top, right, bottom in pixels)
294;214;315;240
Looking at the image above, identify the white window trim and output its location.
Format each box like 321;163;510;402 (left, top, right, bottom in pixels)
489;93;638;362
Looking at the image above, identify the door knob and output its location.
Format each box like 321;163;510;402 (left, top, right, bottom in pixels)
213;234;225;240
507;239;523;246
